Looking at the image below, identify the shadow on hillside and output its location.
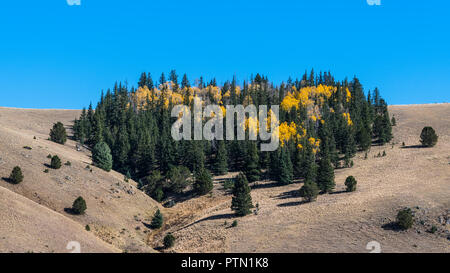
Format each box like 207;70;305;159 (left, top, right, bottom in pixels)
329;190;347;195
276;189;300;200
277;200;308;207
400;145;426;149
381;221;404;232
1;177;15;184
251;181;281;190
64;208;77;215
182;213;235;230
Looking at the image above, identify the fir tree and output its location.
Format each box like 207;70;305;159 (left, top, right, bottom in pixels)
214;140;228;175
151;209;163;229
244;142;260;183
72;196;87;215
420;126;438;147
299;180;319;202
231;173;253;216
92;142;113;172
316;151;335;193
50;155;61;169
278;146;293;185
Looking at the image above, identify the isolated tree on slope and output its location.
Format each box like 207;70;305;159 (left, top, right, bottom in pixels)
50;122;67;145
231;173;253;216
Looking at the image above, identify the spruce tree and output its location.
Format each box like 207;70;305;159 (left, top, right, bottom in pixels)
244;142;260;183
316;151;335;193
151;209;163;229
278;146;293;185
92;142;113;172
214;140;228;175
231;173;253;216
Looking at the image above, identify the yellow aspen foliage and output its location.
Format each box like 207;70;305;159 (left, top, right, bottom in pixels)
278;121;297;146
345;87;352;103
342;112;353;126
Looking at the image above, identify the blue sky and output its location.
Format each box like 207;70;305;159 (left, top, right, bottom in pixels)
0;0;449;109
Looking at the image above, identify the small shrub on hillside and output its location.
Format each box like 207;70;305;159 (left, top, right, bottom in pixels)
9;166;24;184
396;208;413;230
150;209;163;229
49;122;67;144
51;155;61;169
420;126;438;147
231;220;238;227
44;169;49;173
72;196;87;215
428;225;438;234
85;225;90;231
64;161;71;166
47;154;52;159
163;233;175;249
344;176;357;192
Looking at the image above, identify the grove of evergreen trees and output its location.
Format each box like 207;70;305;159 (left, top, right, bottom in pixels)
72;70;392;202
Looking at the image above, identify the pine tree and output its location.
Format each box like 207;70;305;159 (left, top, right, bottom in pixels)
214;140;228;175
92;142;113;172
244;142;260;183
49;122;67;144
231;173;253;216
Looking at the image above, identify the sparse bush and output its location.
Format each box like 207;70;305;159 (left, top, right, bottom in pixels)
49;122;67;144
163;233;175;249
428;225;438;234
85;225;90;231
231;220;238;227
44;169;49;173
150;209;163;229
420;126;438;147
72;196;87;215
382;151;386;157
396;208;413;230
344;176;357;192
9;166;24;184
391;116;396;126
92;142;113;172
47;154;52;159
402;142;405;147
51;155;61;169
64;161;71;166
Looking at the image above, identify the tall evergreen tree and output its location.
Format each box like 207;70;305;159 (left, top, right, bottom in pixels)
231;173;253;216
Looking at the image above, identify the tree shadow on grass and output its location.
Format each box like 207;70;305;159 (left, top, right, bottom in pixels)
64;208;78;215
182;213;235;230
329;190;348;195
1;177;15;184
277;200;308;207
276;189;300;200
381;221;404;232
251;181;281;190
400;145;426;149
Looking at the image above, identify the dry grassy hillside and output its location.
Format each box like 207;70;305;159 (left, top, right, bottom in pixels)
0;108;160;253
158;104;450;253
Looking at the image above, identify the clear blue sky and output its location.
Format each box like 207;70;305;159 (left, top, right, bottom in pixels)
0;0;449;109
